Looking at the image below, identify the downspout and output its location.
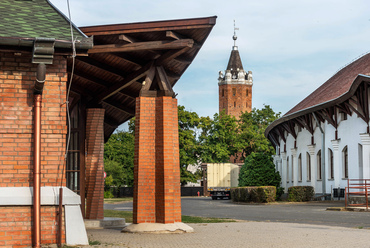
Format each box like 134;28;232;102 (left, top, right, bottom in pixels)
31;37;54;248
33;63;46;248
313;113;326;196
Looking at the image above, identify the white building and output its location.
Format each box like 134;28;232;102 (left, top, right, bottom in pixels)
265;53;370;195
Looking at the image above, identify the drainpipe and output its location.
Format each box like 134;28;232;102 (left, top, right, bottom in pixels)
33;63;46;248
313;113;326;196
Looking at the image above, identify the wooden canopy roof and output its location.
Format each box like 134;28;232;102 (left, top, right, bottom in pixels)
71;16;217;141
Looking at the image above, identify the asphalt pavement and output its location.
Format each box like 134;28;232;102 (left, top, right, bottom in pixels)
105;197;370;228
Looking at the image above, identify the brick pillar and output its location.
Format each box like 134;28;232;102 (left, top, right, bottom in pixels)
85;108;105;219
134;96;181;224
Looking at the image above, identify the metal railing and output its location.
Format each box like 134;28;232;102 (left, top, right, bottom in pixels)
345;179;370;210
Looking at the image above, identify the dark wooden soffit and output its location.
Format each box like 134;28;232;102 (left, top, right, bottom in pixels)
70;16;217;141
266;76;370;147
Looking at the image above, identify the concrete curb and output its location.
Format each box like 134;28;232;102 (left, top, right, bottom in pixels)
122;222;194;233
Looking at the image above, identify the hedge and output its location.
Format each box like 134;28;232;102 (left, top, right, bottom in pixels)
288;186;314;202
231;186;276;203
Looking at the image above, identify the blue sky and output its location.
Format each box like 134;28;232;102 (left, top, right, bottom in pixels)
50;0;370;130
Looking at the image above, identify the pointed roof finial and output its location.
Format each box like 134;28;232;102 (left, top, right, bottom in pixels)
233;20;239;49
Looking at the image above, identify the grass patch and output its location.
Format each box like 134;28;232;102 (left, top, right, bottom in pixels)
104;197;133;204
182;215;236;223
89;240;101;245
104;210;133;223
104;210;235;223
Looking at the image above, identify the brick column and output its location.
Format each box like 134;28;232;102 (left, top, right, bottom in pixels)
133;96;181;224
85;108;105;220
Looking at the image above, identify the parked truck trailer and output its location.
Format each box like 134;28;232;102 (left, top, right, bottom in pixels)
207;163;240;200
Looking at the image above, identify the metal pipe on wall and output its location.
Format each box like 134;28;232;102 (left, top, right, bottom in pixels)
33;63;46;248
33;94;42;248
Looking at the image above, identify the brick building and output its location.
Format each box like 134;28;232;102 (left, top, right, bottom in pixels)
218;27;253;118
0;0;216;246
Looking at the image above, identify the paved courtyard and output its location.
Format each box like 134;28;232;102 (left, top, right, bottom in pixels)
84;197;370;247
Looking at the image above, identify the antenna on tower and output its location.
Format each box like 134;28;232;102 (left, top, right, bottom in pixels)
233;20;239;48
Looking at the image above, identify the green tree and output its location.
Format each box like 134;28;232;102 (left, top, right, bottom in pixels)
238;105;280;158
178;105;201;185
104;130;135;187
198;111;240;163
238;152;283;199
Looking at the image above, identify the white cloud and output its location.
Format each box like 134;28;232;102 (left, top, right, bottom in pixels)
50;0;370;117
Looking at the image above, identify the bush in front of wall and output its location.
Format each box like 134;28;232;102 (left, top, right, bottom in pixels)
231;186;276;203
288;186;314;202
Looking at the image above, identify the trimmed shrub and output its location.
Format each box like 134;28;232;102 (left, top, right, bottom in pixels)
231;186;276;203
238;152;283;200
288;186;314;202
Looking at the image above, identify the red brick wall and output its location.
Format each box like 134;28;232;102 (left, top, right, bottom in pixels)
133;97;156;223
85;108;105;220
0;52;67;187
219;84;252;118
0;206;64;248
134;96;181;224
0;52;68;246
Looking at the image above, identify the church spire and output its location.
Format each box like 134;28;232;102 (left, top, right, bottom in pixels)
233;20;239;50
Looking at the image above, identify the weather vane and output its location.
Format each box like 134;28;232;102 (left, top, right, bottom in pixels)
233;20;239;47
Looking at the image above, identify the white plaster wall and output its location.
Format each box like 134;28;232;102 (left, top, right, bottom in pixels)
277;112;369;195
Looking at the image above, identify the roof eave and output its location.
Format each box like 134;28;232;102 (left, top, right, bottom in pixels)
265;74;370;141
0;36;93;51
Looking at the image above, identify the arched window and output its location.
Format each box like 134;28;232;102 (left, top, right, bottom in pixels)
343;146;348;179
291;155;294;182
328;148;334;179
317;150;322;180
306;152;311;181
298;154;302;182
286;156;289;183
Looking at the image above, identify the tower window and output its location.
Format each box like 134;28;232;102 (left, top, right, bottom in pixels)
246;89;249;96
234;102;236;107
222;89;225;97
232;88;236;96
246;102;248;108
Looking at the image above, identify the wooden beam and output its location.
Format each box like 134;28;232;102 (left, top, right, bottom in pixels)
155;46;191;66
140;65;156;93
88;39;194;54
73;72;137;100
166;31;187;40
111;53;143;69
174;57;192;64
119;34;138;43
103;99;135;116
156;66;174;96
96;61;154;103
77;57;124;79
104;116;120;128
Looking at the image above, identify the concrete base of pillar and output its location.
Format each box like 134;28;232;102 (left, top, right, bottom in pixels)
122;222;194;233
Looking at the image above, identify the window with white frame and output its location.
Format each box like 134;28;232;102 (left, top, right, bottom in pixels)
306;152;311;181
286;156;289;183
298;153;302;182
343;146;348;179
291;155;294;182
328;148;334;179
317;150;322;180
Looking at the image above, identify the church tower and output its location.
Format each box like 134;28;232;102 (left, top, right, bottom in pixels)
218;23;253;118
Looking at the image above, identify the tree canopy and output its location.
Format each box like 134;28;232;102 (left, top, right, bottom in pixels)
103;104;280;188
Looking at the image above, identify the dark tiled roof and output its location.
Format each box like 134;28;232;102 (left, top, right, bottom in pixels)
0;0;86;41
226;49;244;71
285;53;370;116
